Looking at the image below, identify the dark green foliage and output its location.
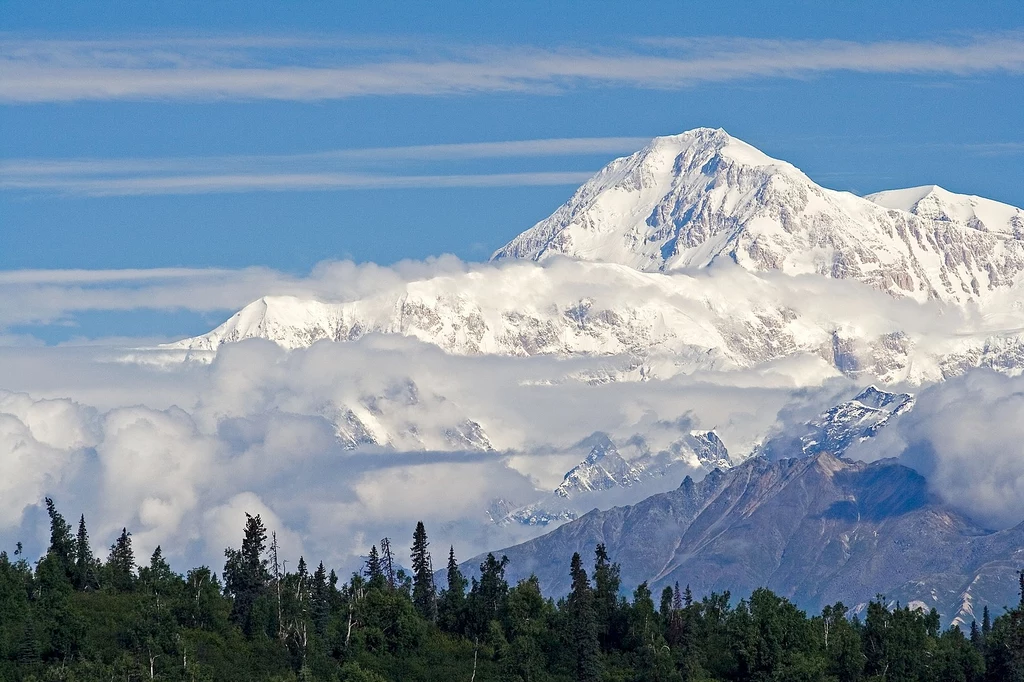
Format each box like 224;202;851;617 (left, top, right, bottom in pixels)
0;507;1018;681
363;545;384;589
466;552;509;636
437;545;466;634
410;521;436;622
106;527;135;592
44;498;75;581
73;515;98;590
567;552;601;682
223;512;271;636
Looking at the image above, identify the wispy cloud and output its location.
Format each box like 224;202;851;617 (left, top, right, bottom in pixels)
0;135;642;196
0;136;648;177
1;34;1022;103
1;170;596;196
963;142;1024;156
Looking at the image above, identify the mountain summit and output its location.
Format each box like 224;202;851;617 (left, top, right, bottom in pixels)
492;127;1024;304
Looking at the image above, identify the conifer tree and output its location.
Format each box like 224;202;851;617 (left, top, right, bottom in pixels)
410;521;436;621
438;546;467;633
73;514;97;590
592;543;620;649
107;527;136;591
446;546;466;597
140;546;175;598
223;513;271;635
364;545;383;587
472;553;510;627
970;619;982;649
567;552;601;682
982;605;991;639
44;498;75;581
16;617;41;666
312;561;329;637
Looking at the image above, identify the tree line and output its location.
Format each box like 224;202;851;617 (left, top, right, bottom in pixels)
0;499;1023;681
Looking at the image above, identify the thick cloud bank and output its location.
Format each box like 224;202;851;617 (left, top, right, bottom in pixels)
0;334;839;576
848;370;1024;530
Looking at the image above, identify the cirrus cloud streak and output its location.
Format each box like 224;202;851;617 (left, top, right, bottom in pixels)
1;34;1022;103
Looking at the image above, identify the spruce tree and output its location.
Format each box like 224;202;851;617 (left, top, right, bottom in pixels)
364;545;384;587
107;528;136;591
139;546;175;597
567;552;601;682
312;561;329;637
223;513;271;635
410;521;436;621
592;543;620;649
438;546;466;633
73;514;97;590
446;546;466;597
45;498;75;581
473;553;509;625
16;617;41;666
982;605;991;639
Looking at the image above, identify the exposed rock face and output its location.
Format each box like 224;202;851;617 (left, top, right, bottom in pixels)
757;386;914;460
555;436;642;498
493;128;1024;305
473;453;1024;625
489;429;734;529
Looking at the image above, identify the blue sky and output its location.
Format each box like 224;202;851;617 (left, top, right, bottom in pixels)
2;0;1024;341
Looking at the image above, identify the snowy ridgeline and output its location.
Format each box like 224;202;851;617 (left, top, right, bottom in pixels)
156;128;1024;388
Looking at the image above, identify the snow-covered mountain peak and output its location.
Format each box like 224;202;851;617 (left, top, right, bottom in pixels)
492;128;1024;304
630;126;793;172
169;295;344;352
866;185;1024;236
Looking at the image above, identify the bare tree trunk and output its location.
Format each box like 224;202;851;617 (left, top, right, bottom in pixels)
271;532;284;639
470;637;479;682
346;603;354;648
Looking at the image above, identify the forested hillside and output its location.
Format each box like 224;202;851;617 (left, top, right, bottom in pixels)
2;500;1022;681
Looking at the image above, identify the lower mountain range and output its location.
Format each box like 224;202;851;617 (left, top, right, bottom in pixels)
467;452;1024;627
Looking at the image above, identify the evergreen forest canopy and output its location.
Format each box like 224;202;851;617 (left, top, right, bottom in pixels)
2;500;1023;681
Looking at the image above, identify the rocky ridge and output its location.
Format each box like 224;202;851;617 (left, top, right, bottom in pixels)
471;452;1024;626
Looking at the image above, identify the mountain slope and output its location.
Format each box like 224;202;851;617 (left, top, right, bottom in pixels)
492;128;1024;304
757;386;914;460
471;453;1024;625
160;260;1024;386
